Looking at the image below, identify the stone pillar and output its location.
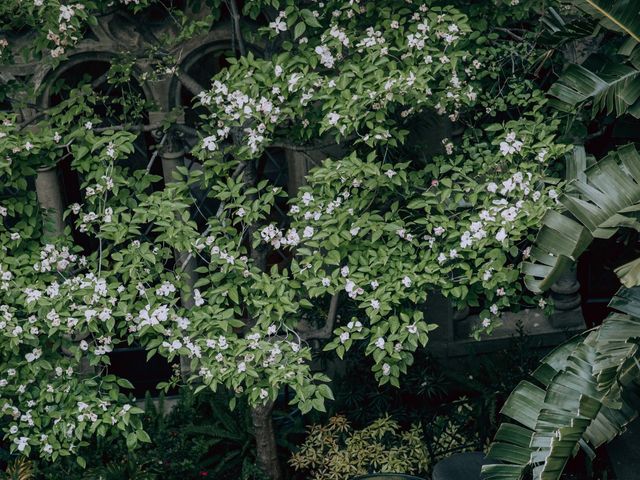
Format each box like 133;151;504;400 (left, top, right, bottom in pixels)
35;165;65;238
160;134;197;378
547;146;586;329
549;264;584;328
424;292;455;343
285;149;311;196
35;160;96;372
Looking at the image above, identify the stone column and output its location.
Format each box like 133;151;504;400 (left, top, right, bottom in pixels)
549;264;584;328
285;149;311;196
35;165;65;238
159;132;197;379
547;146;586;329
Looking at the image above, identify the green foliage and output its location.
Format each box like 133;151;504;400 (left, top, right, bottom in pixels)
548;0;640;118
34;389;267;480
2;458;34;480
574;0;640;42
482;286;640;480
289;415;429;480
0;0;569;467
523;143;640;293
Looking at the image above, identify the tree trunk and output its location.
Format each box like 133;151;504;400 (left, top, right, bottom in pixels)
251;401;282;480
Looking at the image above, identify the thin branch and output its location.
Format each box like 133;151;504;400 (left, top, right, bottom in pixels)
177;69;206;97
174;123;198;137
146;133;168;172
179;161;246;271
297;293;339;341
496;27;524;42
18;112;46;132
227;0;247;57
91;71;110;89
94;123;162;133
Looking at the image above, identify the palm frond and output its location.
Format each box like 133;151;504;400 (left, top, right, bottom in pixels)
482;287;640;480
574;0;640;42
3;458;34;480
540;7;597;45
523;144;640;293
548;60;640;118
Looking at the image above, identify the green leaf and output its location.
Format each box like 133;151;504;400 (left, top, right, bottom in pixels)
136;429;152;443
523;144;640;293
483;288;640;480
293;21;306;40
300;9;322;28
574;0;640;42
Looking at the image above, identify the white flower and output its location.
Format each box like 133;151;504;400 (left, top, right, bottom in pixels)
269;16;287;32
15;437;29;452
322;277;331;287
194;289;205;307
259;389;269;400
486;182;498;193
538;298;547;309
237;362;247;373
370;280;379;290
303;226;314;238
385;169;397;178
402;276;412;288
495;228;507;242
433;226;445;236
25;348;41;363
481;318;491;328
548;189;558;199
375;337;385;349
371;299;380;310
340;266;350;277
79;340;89;351
437;252;447;264
350;226;360;236
288;73;302;91
537;148;548;162
301;192;314;206
203;136;217;151
236;207;246;218
327;112;341;125
84;121;93;130
340;331;350;344
382;363;391;376
501;207;518;222
499;132;523;156
274;65;283;77
490;304;499;315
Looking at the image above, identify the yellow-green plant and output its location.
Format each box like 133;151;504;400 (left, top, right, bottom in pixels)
2;458;33;480
289;415;429;480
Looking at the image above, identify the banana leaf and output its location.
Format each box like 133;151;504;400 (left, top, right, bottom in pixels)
482;287;640;480
574;0;640;42
523;144;640;293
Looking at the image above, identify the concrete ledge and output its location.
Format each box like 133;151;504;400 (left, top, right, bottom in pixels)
428;308;586;358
